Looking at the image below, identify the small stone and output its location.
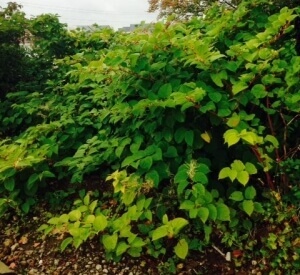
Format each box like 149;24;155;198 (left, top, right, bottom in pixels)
128;272;134;275
25;250;33;256
54;259;59;266
28;268;38;275
102;269;108;273
11;243;19;251
85;264;90;268
20;260;27;266
88;261;93;265
140;261;146;267
252;260;257;266
96;264;102;271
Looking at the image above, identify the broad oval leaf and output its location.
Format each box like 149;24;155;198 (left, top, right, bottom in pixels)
242;200;254;216
102;233;118;251
198;207;209;223
93;214;108;232
152;225;168;241
174;239;189;259
229;191;244;201
68;210;82;222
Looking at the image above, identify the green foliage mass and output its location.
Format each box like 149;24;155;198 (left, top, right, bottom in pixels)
0;0;300;271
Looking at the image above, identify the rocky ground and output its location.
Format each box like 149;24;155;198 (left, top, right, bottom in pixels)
0;186;261;275
0;212;242;275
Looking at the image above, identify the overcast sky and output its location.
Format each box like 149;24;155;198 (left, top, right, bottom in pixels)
1;0;159;29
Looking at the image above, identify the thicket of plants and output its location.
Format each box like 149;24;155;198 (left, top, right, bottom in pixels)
1;0;300;272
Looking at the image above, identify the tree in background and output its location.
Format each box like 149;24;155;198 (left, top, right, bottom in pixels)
0;2;78;97
0;2;28;98
148;0;240;19
148;0;299;19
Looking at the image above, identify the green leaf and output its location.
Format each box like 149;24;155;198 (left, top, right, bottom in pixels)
174;170;188;183
177;180;189;195
139;156;153;171
73;237;83;249
130;237;146;248
152;225;168;241
85;214;95;224
264;135;279;148
236;171;249;186
102;233;118;251
206;204;217;221
69;228;81;237
174;239;189;259
229;191;244;201
48;217;59;225
68;210;82;222
192;172;208;184
254;202;264;213
59;214;69;223
232;82;248;95
170;218;189;235
208;92;222;103
189;208;198;219
224;129;240;147
240;131;258;145
158;83;172;99
2;168;16;178
83;193;90;206
93;214;108;232
198;207;209;223
219;167;237;182
244;186;256;200
27;173;39;190
89;200;98;213
242;200;254;216
145;170;160;187
211;73;224;87
226;115;240;128
226;61;238;72
21;202;30;214
245;163;257;175
174;127;186;143
4;177;15;191
180;200;195;210
216;203;230;221
164;146;178;158
231;160;245;172
122;190;136;206
127;247;142;257
116;241;130;256
162;214;168;224
251;84;267;99
41;170;55;179
185;130;194;146
60;237;73;251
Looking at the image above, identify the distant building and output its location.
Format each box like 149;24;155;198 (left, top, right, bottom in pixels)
75;25;112;32
118;24;139;32
118;22;152;33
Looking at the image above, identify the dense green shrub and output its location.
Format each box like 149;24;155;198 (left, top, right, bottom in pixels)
0;0;299;271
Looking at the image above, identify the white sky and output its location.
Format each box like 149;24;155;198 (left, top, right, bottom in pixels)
1;0;159;29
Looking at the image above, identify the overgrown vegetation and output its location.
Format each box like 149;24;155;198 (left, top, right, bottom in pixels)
1;0;300;273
